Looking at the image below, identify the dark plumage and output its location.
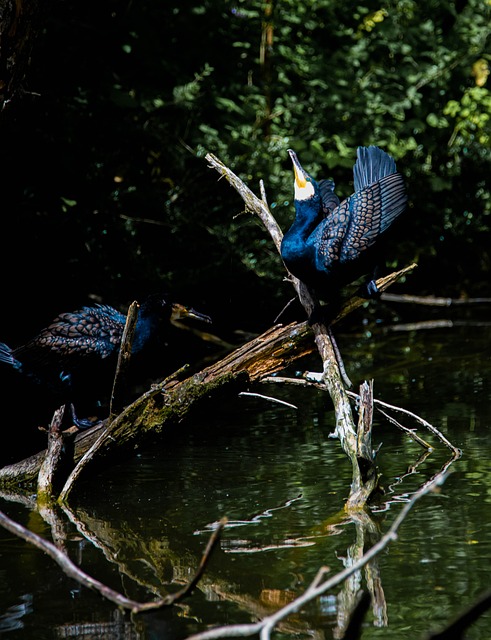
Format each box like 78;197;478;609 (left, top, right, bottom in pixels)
281;146;408;301
0;294;211;428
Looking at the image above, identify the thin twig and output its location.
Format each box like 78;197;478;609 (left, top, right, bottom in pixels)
328;326;353;388
346;391;461;456
110;300;139;417
238;391;297;409
377;407;433;451
262;376;460;456
273;294;297;324
158;517;227;607
58;426;111;502
206;152;283;252
381;292;491;306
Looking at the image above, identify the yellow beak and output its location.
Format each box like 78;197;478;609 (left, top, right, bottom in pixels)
288;149;307;188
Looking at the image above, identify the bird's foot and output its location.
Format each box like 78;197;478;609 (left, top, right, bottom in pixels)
357;279;381;300
366;279;381;299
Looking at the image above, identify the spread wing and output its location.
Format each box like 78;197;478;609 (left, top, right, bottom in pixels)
353;146;397;192
308;172;406;270
307;201;351;269
318;178;340;216
339;172;407;263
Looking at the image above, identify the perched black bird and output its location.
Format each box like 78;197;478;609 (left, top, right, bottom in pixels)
0;294;211;428
281;146;408;302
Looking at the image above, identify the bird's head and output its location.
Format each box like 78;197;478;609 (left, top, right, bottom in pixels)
288;149;318;202
140;293;212;325
170;303;212;325
139;292;173;320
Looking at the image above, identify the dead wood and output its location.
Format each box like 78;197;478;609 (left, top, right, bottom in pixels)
0;262;414;491
109;300;139;417
36;405;66;505
0;146;416;500
381;292;491;306
205;151;417;509
382;319;491;332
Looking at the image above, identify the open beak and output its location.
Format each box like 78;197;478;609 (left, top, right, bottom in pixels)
170;303;212;324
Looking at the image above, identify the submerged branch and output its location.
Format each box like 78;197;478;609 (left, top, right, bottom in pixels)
346;391;461;457
377;407;433;450
262;375;461;458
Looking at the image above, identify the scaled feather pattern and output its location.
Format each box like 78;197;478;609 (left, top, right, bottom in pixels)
281;145;408;299
0;295;211;428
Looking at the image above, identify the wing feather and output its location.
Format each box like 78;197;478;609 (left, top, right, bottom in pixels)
339;172;407;263
17;305;125;361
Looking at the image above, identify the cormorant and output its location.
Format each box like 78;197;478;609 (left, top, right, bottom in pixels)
0;294;211;428
281;146;408;306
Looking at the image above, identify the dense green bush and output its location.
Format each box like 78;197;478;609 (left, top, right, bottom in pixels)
2;0;490;336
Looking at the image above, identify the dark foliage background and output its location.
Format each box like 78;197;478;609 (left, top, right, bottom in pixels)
1;0;490;345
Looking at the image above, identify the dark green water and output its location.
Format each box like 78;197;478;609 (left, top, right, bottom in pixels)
1;315;490;639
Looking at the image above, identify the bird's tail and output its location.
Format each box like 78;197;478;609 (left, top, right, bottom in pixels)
353;146;397;192
0;342;22;372
0;342;14;365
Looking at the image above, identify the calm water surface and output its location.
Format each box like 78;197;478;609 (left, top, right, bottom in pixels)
1;313;490;639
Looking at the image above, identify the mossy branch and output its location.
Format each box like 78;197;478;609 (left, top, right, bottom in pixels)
0;155;415;506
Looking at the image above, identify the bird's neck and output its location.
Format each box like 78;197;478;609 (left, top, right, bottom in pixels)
132;313;161;354
288;199;321;239
281;198;322;277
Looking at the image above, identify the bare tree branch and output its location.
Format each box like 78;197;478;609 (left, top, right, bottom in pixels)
110;300;139;417
36;405;66;503
260;375;461;458
381;292;491;307
205;152;418;509
348;391;461;457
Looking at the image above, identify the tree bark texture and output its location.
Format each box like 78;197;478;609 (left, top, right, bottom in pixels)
0;0;43;108
0;264;414;491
